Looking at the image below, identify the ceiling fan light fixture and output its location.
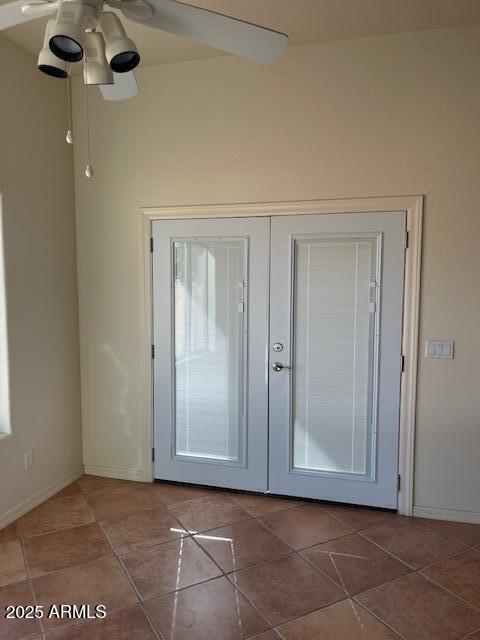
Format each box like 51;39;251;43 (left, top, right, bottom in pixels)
99;12;139;73
49;1;96;62
38;18;68;78
84;31;114;85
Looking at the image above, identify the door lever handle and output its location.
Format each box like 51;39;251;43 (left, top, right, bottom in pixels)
272;362;291;372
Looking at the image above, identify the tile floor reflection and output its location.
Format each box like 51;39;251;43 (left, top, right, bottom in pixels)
0;476;479;639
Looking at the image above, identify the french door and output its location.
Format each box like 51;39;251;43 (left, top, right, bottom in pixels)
152;217;269;492
152;211;406;508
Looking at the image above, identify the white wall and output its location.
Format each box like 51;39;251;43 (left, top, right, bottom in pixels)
0;197;9;435
72;25;480;519
0;36;82;524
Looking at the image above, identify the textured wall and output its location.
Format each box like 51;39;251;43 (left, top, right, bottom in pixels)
0;36;82;522
72;25;480;517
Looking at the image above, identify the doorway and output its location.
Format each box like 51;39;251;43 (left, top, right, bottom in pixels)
152;211;406;509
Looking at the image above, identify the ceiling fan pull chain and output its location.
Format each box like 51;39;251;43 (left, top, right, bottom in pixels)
66;65;74;145
84;80;94;179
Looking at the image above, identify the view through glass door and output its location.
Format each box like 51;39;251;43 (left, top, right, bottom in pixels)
152;211;406;508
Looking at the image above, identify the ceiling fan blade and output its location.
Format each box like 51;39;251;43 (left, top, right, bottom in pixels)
0;0;53;30
123;0;288;63
99;71;139;101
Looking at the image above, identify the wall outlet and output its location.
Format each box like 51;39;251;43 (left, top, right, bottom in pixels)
24;449;33;470
425;339;455;359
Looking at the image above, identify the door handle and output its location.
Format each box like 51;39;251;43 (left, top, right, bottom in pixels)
272;362;291;372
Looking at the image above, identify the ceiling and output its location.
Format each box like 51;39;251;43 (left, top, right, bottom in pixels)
3;0;480;67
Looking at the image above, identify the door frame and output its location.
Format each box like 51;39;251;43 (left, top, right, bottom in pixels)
139;195;423;516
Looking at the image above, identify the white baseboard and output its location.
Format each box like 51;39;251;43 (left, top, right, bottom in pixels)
413;505;480;524
83;464;147;482
0;466;85;530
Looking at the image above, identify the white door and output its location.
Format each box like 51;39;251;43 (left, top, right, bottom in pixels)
152;211;406;508
268;212;405;508
152;217;270;492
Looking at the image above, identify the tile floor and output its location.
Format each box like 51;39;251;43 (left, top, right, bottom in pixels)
0;476;479;640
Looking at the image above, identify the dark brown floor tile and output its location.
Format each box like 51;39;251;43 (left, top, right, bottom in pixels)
0;524;18;544
357;573;480;640
301;533;411;595
51;481;83;500
247;632;279;640
23;522;112;578
168;494;251;533
465;631;480;640
150;482;213;505
277;598;402;639
194;519;291;573
77;475;131;495
123;537;221;600
231;493;303;517
260;504;352;550
417;518;480;547
85;485;161;521
322;504;398;531
101;507;186;555
0;580;41;640
44;604;156;639
0;524;27;587
362;517;466;569
421;549;480;608
146;576;268;640
231;554;345;626
18;495;95;538
33;557;137;629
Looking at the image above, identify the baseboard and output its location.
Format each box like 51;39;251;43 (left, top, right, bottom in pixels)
413;505;480;524
0;465;85;530
83;464;147;482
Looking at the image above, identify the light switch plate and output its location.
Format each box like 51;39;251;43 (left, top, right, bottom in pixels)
425;339;455;359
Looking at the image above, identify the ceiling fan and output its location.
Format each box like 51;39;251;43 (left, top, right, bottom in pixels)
0;0;289;100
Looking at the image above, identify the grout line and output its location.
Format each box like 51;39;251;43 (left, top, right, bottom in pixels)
358;526;476;572
416;546;474;573
412;516;479;549
5;479;480;640
419;571;480;614
14;497;161;639
18;519;96;542
225;562;327;636
115;554;165;640
459;625;480;640
350;597;410;640
356;530;418;569
185;522;275;630
99;515;191;558
173;512;279;633
16;519;45;637
349;569;422;600
410;517;480;554
160;490;418;627
350;561;480;632
228;493;303;517
296;547;351;594
141;573;228;601
39;602;154;637
256;510;354;554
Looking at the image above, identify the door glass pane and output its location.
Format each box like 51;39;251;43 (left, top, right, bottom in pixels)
173;238;246;462
292;237;377;476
